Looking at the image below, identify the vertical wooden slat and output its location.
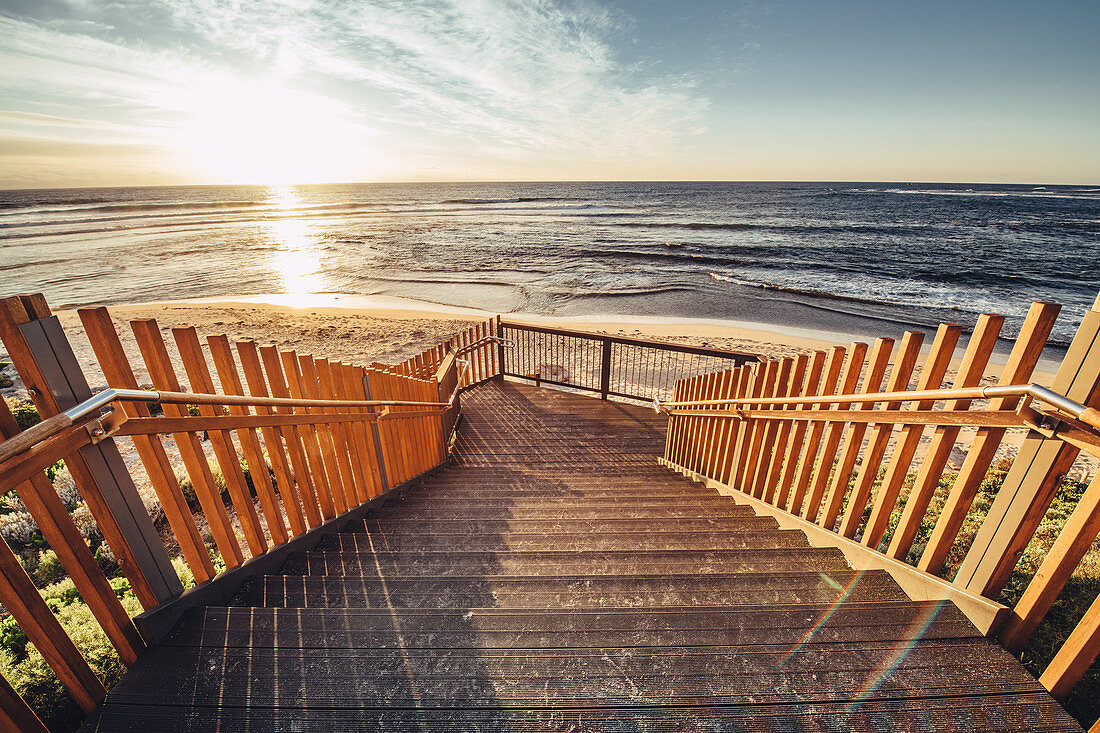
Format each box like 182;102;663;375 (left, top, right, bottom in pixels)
79;308;214;582
738;360;779;492
762;355;809;505
173;327;268;556
297;355;353;513
955;299;1100;598
818;338;893;529
671;375;699;469
0;297;173;609
347;364;387;497
861;323;962;550
264;347;335;520
1002;470;1100;652
205;335;291;544
788;346;847;516
774;351;827;511
887;315;1004;561
1039;586;1100;699
704;370;737;480
721;366;756;487
692;372;720;474
664;379;685;463
0;534;105;713
130;319;244;568
319;358;368;506
713;368;746;485
331;361;371;502
750;358;794;499
285;351;346;514
0;400;144;664
234;340;314;532
920;302;1061;575
838;331;925;539
803;342;869;523
367;369;401;487
728;363;764;491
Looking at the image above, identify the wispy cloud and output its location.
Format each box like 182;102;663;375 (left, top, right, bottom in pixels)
0;0;708;183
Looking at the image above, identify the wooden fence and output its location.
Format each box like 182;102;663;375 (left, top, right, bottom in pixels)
0;293;487;731
660;294;1100;708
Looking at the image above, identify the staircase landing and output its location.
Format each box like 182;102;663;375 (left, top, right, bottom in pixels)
86;380;1081;731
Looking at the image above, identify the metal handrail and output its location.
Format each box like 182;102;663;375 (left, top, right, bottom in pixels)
0;384;465;468
653;383;1100;430
453;335;513;357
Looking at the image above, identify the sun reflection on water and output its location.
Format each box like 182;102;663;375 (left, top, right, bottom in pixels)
266;187;325;302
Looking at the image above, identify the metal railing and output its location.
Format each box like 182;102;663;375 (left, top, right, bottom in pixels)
500;320;758;402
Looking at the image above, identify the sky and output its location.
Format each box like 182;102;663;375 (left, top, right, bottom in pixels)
0;0;1097;188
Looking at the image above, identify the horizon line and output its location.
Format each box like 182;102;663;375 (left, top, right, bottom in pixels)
2;178;1098;193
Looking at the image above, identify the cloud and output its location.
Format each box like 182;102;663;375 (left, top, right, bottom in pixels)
0;0;707;182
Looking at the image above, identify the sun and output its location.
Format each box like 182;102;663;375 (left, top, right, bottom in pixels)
171;78;367;185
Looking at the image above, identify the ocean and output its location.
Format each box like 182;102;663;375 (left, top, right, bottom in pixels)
1;181;1097;347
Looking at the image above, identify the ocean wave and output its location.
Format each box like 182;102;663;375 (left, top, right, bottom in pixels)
612;220;938;235
441;196;575;205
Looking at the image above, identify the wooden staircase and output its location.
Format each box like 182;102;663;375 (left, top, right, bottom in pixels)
84;380;1082;731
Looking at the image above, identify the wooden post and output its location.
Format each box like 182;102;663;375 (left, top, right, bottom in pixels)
599;338;612;400
0;295;182;608
494;315;505;378
362;372;390;493
956;297;1100;598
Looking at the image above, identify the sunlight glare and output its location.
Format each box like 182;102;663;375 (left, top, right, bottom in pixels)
173;79;366;184
266;187;326;300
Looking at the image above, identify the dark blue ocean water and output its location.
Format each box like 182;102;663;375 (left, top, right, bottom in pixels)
0;181;1097;344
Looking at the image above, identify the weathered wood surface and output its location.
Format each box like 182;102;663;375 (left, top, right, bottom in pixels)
84;381;1080;732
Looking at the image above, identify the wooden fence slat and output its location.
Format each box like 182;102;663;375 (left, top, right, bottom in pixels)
818;338;894;529
694;372;721;475
751;358;793;499
838;331;924;539
788;347;847;516
1039;585;1100;699
1002;470;1100;653
173;327;268;556
78;308;215;583
887;314;1004;561
354;366;388;496
0;297;171;609
728;365;762;491
774;351;826;511
739;360;779;492
0;534;105;713
920;302;1061;576
763;355;809;505
861;323;962;550
803;342;869;523
955;299;1100;598
715;368;747;486
0;401;144;666
298;355;353;513
130;319;244;568
263;347;334;521
206;335;291;544
319;358;368;506
232;340;313;533
282;351;344;515
705;370;737;480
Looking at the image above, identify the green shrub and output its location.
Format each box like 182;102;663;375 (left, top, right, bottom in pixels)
9;402;40;431
34;550;66;586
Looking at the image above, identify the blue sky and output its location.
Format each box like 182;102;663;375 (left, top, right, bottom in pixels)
0;0;1096;187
